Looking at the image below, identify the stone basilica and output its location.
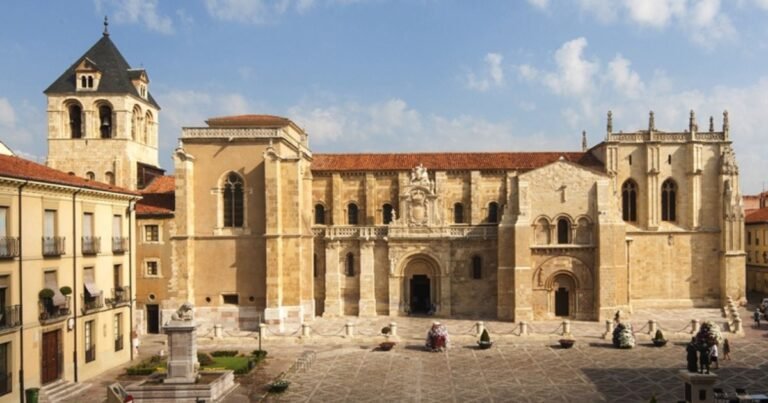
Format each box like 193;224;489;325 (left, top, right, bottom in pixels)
45;30;746;332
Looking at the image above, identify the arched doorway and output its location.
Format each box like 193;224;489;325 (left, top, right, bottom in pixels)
552;274;575;317
401;255;440;315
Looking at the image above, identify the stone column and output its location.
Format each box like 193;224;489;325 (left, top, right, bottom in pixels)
358;241;377;316
323;241;343;316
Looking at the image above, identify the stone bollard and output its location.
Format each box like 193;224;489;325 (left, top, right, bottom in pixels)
691;319;700;335
519;321;528;336
603;320;612;339
214;324;223;339
301;323;310;337
345;322;355;338
732;317;743;334
648;320;657;336
389;322;398;337
259;323;267;340
562;320;571;336
476;321;485;337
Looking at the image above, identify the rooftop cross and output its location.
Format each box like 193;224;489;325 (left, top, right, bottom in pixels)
103;16;109;36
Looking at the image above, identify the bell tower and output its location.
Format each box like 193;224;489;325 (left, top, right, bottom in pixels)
43;18;163;190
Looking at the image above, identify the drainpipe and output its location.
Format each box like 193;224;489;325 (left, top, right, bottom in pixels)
72;188;81;383
17;180;27;403
128;199;137;361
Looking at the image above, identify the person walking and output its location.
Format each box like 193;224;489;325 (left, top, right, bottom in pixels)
755;310;762;328
710;343;719;369
722;338;731;361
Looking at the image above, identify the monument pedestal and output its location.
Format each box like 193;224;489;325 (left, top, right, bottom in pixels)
678;370;718;403
164;321;198;384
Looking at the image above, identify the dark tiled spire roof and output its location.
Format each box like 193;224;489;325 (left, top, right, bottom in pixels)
44;34;160;109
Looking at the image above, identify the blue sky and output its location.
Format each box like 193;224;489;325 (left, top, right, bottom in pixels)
1;0;767;193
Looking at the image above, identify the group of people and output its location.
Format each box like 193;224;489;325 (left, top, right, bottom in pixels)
686;338;731;374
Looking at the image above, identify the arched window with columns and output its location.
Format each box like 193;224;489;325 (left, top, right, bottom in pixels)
661;179;677;222
222;172;244;227
67;103;83;138
98;103;113;138
535;217;550;245
621;179;638;222
557;217;571;244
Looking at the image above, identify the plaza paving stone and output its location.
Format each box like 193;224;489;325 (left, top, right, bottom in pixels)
60;305;768;402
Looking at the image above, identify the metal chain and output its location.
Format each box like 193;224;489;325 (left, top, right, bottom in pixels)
307;325;346;337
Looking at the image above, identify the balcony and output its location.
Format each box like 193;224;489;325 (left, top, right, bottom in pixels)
112;237;128;254
0;305;21;333
81;292;104;314
39;296;71;324
82;236;101;255
42;236;66;257
0;237;19;259
107;286;131;307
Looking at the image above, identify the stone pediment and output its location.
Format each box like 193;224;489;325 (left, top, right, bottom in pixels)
75;58;100;73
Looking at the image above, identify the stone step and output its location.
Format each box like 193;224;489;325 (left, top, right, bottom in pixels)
40;379;92;403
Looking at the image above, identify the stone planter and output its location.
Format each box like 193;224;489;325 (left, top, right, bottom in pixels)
652;339;667;347
559;339;575;349
477;341;493;350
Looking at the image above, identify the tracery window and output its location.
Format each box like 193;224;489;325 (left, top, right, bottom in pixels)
223;172;244;227
454;203;464;224
621;180;638;222
661;179;677;222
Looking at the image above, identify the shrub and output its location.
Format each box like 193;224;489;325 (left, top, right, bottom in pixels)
251;350;268;360
38;288;54;299
197;352;214;366
125;355;165;375
654;329;665;341
381;326;391;335
210;350;239;357
59;286;72;296
480;329;490;343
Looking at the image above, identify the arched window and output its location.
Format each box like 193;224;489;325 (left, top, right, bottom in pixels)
87;76;93;88
347;203;358;225
661;179;677;222
621;180;638;222
99;105;113;138
81;76;87;88
454;203;464;224
131;105;142;141
105;171;115;185
223;172;244;227
314;204;325;225
535;217;550;245
488;202;499;223
86;171;95;181
68;104;83;138
575;217;591;244
382;203;394;224
345;253;355;276
557;218;570;244
471;255;482;279
145;111;154;144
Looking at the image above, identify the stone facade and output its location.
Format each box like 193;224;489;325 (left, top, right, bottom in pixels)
746;207;768;294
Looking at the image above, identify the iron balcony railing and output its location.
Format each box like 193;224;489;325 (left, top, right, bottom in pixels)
108;286;130;307
81;292;104;314
115;336;124;352
39;296;71;323
0;237;19;259
81;236;101;255
111;237;128;254
0;305;21;331
42;236;66;257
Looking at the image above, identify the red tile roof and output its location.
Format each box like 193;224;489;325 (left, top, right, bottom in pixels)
746;207;768;224
205;114;293;128
137;175;174;216
311;152;603;172
0;154;138;195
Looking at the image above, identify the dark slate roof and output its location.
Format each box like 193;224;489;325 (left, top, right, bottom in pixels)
44;34;160;109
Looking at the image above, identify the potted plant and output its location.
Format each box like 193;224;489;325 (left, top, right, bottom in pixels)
39;288;55;300
652;329;667;347
558;338;575;349
59;286;72;296
477;329;493;349
268;379;290;393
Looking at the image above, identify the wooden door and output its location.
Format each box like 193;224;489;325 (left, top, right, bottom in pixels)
555;287;569;317
147;305;159;334
41;330;60;384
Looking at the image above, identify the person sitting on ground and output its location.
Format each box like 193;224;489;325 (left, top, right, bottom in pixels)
425;322;449;352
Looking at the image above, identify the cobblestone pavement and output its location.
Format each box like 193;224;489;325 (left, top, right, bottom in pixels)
66;305;768;402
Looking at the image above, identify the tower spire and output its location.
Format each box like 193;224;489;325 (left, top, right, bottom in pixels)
581;130;587;151
103;16;109;36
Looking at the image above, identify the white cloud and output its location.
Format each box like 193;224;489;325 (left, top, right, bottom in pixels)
97;0;174;34
527;0;550;10
0;98;15;127
205;0;318;23
607;55;644;98
577;0;620;22
685;0;736;48
542;37;598;96
623;0;686;28
755;0;768;10
466;53;505;92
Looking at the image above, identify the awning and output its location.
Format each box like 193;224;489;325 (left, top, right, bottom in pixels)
52;288;66;306
84;282;102;297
